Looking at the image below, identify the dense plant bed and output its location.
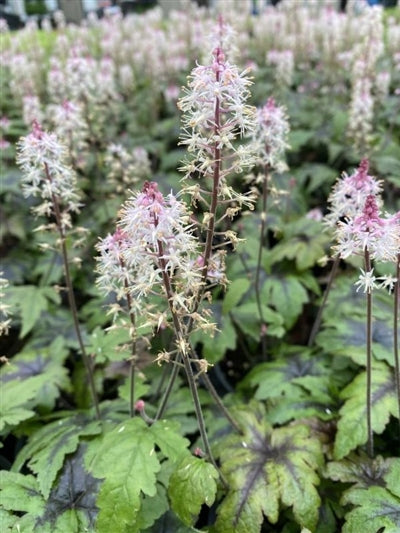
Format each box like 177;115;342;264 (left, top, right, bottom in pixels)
1;2;399;532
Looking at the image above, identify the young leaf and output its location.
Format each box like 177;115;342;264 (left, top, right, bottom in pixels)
12;413;102;499
334;362;397;459
168;455;219;526
213;403;323;532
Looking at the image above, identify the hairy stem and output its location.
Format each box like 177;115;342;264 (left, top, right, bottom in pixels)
308;254;340;347
364;248;373;457
44;163;100;420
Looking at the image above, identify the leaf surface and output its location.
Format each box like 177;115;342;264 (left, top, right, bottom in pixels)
13;413;101;499
213;403;323;532
0;375;47;433
334;362;397;459
169;455;219;526
87;417;189;533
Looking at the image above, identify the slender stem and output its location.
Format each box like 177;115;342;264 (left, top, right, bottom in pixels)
155;70;229;423
393;254;400;441
255;167;269;359
154;355;181;421
189;342;242;433
308;254;340;347
155;237;225;484
364;248;373;457
121;260;137;418
44;163;100;420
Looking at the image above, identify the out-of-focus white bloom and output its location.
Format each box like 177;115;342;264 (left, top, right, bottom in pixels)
0;272;12;336
267;50;294;88
0;18;8;33
374;71;390;104
253;97;290;171
348;77;374;154
104;144;151;194
22;94;43;127
47;100;88;161
16;121;82;229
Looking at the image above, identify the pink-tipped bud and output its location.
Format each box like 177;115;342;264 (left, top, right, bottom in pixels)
134;399;145;412
32;119;44;139
194;447;205;457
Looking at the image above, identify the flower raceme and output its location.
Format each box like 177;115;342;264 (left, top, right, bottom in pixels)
178;44;257;186
96;182;206;318
253;97;290;172
325;159;382;229
16;120;82;230
334;194;400;263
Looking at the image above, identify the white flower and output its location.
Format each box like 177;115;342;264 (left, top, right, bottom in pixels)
354;268;378;293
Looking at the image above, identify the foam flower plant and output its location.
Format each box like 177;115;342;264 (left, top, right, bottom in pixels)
16;121;100;419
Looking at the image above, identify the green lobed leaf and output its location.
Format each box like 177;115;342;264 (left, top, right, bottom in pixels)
325;453;391;488
231;302;285;340
36;445;100;533
8;285;60;338
222;278;251;314
191;302;237;363
86;325;131;364
262;275;309;329
243;349;332;401
0;471;45;516
342;486;400;533
213;403;323;532
325;456;400;533
12;413;102;499
87;417;189;533
169;455;219;526
0;339;70;411
0;375;48;434
334;362;397;459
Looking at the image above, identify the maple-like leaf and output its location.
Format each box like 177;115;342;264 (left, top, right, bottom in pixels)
212;403;323;532
13;413;102;499
168;455;219;526
334;362;397;459
334;457;400;533
86;417;190;533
